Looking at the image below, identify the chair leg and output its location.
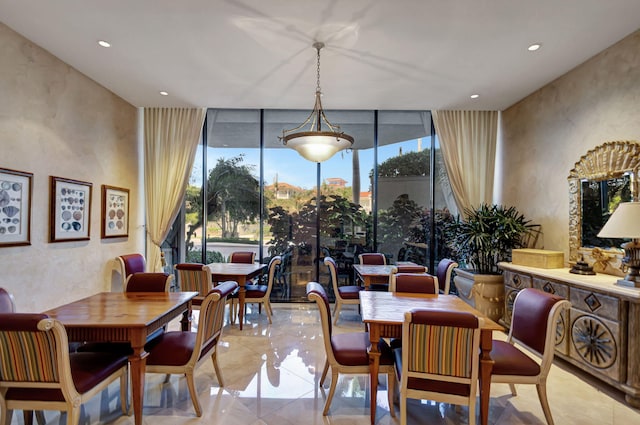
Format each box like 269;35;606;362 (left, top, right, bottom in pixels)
35;411;46;425
119;367;129;415
400;391;407;425
323;370;339;415
69;406;81;425
212;350;225;387
186;371;203;417
333;301;342;325
264;301;273;324
22;411;33;425
536;382;555;425
320;360;330;386
468;394;477;425
509;383;517;396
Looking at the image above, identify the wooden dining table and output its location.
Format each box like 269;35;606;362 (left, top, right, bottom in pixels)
360;291;503;425
207;262;266;330
44;291;197;425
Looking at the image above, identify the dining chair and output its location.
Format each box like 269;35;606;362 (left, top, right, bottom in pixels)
306;282;396;417
242;255;281;324
229;251;255;264
324;256;363;325
0;313;129;425
115;253;146;289
436;258;458;295
389;272;439;293
358;252;387;265
490;288;571;425
124;272;173;292
394;309;483;425
394;265;429;274
174;263;212;308
143;281;238;417
0;288;47;425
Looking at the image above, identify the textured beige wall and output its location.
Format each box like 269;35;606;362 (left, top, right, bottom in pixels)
499;29;640;260
0;23;142;312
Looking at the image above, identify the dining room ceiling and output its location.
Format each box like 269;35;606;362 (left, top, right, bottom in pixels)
1;0;639;111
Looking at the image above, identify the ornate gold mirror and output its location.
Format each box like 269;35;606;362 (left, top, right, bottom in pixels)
568;140;640;275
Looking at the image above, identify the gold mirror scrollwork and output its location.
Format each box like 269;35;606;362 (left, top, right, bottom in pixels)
568;140;640;275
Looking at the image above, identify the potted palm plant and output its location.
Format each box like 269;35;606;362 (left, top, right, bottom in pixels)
444;204;534;321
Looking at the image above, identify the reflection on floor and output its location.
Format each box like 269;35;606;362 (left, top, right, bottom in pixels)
15;303;640;425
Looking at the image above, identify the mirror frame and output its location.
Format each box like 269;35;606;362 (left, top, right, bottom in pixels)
567;140;640;270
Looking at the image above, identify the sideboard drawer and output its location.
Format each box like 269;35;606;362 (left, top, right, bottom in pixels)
504;271;532;289
570;287;621;322
532;277;569;299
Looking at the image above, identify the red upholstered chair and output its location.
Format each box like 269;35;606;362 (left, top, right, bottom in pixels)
124;272;172;292
389;272;439;294
358;252;387;265
143;281;238;417
116;253;146;289
229;251;255;264
491;288;571;425
306;282;396;417
324;256;363;325
0;313;129;425
242;255;281;324
394;309;483;425
436;258;458;295
394;265;428;274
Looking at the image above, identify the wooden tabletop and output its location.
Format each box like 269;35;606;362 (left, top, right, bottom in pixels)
353;264;396;277
207;262;265;278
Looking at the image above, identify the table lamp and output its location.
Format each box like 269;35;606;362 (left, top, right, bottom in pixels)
597;202;640;288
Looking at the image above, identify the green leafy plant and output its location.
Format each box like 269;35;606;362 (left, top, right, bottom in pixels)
444;204;535;274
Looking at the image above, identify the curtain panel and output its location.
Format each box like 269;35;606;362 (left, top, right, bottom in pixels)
432;110;498;216
144;108;206;271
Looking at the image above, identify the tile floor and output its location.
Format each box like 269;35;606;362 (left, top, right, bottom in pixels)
11;303;640;425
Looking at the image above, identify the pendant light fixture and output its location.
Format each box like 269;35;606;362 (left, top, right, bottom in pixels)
281;42;354;162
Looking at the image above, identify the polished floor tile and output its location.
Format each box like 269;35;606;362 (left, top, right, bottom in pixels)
11;303;640;425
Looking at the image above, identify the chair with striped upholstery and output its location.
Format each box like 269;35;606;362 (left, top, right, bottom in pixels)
143;281;238;417
394;309;483;425
174;263;212;308
0;313;129;425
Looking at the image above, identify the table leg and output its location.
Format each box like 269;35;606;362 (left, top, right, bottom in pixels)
180;305;192;331
479;330;494;425
368;329;381;424
129;340;149;425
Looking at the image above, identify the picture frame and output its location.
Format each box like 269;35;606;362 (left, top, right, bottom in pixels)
49;176;92;242
101;185;129;238
0;167;33;247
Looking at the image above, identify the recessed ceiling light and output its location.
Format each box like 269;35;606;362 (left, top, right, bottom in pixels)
97;40;111;48
528;43;541;51
470;94;479;99
159;91;169;96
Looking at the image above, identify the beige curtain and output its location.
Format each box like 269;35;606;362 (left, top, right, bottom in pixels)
432;110;498;215
144;108;206;271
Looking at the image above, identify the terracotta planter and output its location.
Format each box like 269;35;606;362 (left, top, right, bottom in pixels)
453;268;504;322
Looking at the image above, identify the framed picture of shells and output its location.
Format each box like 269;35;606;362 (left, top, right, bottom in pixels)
101;185;129;239
49;176;92;243
0;167;32;247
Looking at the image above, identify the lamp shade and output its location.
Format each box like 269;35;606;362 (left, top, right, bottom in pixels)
284;131;354;163
597;202;640;239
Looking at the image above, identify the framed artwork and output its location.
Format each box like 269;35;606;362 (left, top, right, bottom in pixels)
49;176;92;242
0;168;33;247
101;185;129;238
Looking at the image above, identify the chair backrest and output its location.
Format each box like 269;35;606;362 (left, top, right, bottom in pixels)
436;258;458;295
324;256;341;297
229;251;255;264
117;253;146;277
174;263;211;297
306;282;336;363
390;273;439;293
394;265;428;274
0;287;16;313
192;281;238;361
262;255;282;299
125;272;172;292
401;309;482;396
509;288;571;370
0;313;76;397
358;253;386;265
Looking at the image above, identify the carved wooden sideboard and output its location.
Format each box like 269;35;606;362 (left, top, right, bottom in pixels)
499;262;640;408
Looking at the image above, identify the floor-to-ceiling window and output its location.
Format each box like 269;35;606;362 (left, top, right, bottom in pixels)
167;108;456;301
